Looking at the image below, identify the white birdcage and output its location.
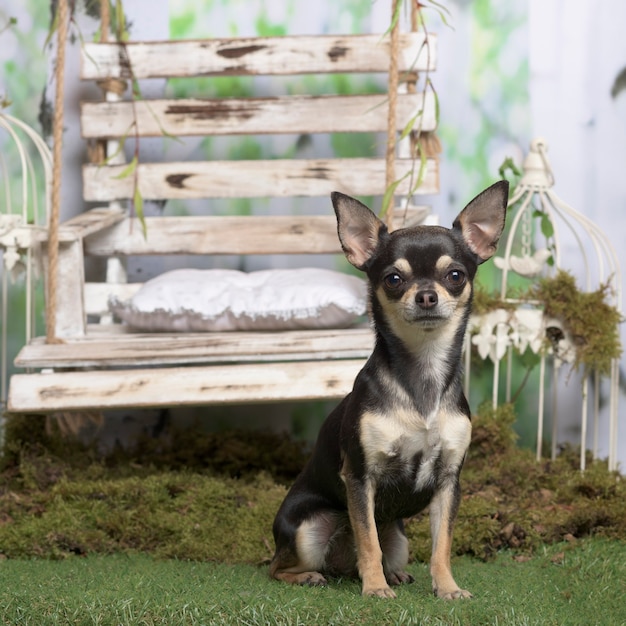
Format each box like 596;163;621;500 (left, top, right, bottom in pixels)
466;138;622;472
0;113;51;430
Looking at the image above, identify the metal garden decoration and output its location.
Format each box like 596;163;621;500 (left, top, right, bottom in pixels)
0;113;50;416
466;139;622;472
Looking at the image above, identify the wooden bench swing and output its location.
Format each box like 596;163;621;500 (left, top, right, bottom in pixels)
7;0;439;415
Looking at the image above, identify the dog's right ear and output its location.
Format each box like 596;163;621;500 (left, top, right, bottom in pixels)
331;192;387;270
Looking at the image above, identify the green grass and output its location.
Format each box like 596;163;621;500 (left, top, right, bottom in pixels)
1;410;625;624
1;539;624;625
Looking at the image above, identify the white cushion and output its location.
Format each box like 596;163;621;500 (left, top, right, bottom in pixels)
108;267;368;331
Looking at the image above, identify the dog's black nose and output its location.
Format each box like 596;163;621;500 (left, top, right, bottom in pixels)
416;289;438;309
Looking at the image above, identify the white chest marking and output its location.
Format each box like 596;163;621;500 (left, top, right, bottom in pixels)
360;406;471;485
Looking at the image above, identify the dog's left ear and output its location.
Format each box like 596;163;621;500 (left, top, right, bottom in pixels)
331;191;387;270
453;180;508;263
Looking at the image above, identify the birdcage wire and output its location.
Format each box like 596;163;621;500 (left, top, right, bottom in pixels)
466;138;621;471
0;112;51;435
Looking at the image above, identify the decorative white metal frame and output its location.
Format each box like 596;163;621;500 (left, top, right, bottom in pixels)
466;138;622;472
0;113;51;429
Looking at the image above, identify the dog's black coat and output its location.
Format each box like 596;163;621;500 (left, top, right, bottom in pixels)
270;181;508;598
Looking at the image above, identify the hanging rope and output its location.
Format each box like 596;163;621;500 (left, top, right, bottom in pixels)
384;0;401;228
100;0;110;42
46;0;69;343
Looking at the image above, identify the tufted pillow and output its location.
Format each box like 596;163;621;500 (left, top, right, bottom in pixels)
108;267;368;331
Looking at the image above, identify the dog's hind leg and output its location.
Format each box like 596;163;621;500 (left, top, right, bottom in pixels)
270;512;344;587
379;520;414;586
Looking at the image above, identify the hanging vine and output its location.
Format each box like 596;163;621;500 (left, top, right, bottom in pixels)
381;0;449;224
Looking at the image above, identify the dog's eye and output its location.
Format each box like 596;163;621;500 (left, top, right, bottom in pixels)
446;270;466;286
384;273;404;289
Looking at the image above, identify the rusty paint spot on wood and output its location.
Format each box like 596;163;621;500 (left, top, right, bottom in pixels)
306;167;331;179
166;102;258;121
166;174;192;189
217;44;267;59
39;386;70;399
328;45;348;61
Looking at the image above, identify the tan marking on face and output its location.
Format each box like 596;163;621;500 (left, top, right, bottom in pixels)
376;282;469;360
435;255;454;273
431;279;472;315
393;258;412;277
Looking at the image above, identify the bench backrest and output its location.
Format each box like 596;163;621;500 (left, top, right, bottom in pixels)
77;31;438;320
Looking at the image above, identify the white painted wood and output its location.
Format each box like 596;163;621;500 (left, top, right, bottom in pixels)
43;239;86;338
15;327;374;369
83;157;439;202
57;206;126;242
80;92;436;139
8;26;442;413
8;359;366;412
83;207;429;256
80;34;436;80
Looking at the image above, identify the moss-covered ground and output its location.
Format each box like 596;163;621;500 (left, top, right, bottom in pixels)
0;404;624;565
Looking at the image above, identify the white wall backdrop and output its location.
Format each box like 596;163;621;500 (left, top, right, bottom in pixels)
528;0;626;460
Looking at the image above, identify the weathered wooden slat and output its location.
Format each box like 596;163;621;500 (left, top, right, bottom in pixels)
80;92;436;139
15;327;374;369
81;34;436;80
57;206;126;242
83;157;439;202
7;26;442;414
83;207;430;256
41;239;87;338
7;359;366;412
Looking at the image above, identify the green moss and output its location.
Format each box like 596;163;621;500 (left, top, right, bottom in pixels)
472;270;622;374
1;407;624;564
472;285;517;315
467;401;518;460
532;270;623;373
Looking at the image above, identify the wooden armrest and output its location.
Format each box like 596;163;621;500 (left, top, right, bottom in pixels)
57;206;126;243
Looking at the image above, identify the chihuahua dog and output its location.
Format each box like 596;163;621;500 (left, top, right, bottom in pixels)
270;181;508;599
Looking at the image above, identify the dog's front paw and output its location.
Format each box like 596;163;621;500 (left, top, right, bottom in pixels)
434;587;473;600
363;585;397;599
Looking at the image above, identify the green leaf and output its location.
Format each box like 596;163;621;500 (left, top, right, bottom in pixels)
424;0;455;29
116;0;129;41
410;147;428;193
380;171;411;218
540;213;554;239
112;155;137;179
429;79;440;125
381;0;404;39
518;349;540;370
498;156;522;180
399;110;423;142
44;5;59;49
133;186;147;240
